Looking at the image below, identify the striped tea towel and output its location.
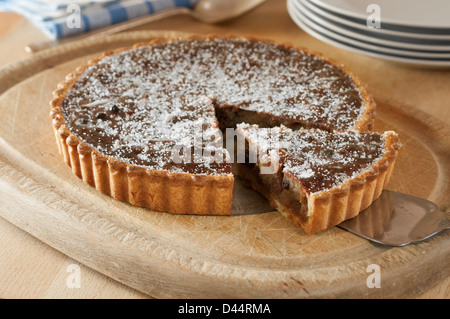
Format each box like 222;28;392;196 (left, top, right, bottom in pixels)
0;0;199;39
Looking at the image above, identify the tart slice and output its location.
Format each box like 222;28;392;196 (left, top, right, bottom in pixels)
236;124;401;234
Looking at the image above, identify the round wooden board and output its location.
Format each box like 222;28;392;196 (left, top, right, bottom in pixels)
0;31;448;299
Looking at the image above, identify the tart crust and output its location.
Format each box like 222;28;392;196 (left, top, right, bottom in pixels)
50;34;377;219
236;128;401;234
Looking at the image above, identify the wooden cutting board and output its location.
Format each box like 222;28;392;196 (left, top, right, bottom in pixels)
0;31;448;299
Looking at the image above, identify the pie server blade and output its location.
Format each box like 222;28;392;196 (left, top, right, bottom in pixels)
337;190;450;246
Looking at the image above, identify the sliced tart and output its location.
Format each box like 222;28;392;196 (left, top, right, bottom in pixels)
50;34;378;219
236;124;401;234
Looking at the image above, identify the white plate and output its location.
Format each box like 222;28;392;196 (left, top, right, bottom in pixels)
309;0;450;30
287;0;450;67
299;0;450;41
293;0;450;55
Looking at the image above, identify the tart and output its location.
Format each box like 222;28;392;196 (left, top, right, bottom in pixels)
236;124;401;234
50;34;385;230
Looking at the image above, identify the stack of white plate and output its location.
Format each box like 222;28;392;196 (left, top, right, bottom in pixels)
287;0;450;67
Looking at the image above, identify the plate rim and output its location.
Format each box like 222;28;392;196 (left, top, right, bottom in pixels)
298;0;450;41
287;0;450;67
308;0;450;30
293;0;450;53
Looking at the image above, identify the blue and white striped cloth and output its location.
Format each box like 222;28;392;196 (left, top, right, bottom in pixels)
0;0;199;39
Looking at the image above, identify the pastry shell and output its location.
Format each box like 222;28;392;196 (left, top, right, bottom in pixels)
50;34;377;218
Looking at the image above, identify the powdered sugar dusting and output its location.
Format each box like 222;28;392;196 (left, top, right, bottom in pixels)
61;37;366;174
237;123;385;194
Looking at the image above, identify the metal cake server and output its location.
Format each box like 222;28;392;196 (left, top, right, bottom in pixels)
338;190;450;246
230;172;449;247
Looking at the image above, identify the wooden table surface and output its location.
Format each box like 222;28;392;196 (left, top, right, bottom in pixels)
0;0;448;298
